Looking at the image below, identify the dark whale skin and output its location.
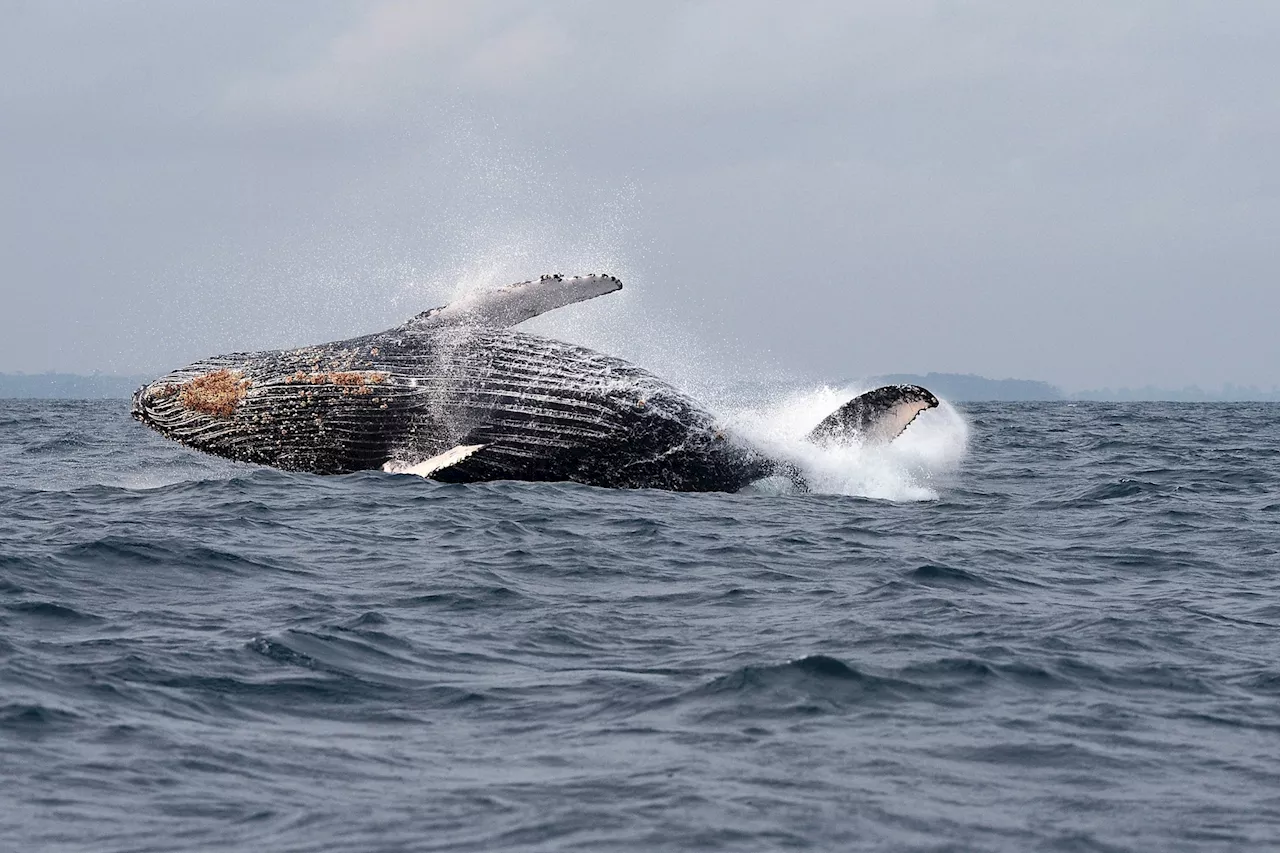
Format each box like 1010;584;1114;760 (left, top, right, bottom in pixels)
133;323;777;492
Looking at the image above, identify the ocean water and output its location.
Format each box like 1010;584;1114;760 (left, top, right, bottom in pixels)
1;398;1278;852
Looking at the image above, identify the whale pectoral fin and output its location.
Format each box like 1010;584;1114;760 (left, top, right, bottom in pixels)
806;385;940;447
383;444;488;477
407;274;622;329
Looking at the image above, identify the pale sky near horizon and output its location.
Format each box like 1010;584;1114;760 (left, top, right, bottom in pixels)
2;1;1277;392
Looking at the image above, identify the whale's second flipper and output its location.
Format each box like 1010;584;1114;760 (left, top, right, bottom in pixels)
806;385;940;447
407;274;622;329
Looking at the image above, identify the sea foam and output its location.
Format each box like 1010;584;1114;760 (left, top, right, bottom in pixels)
727;385;969;501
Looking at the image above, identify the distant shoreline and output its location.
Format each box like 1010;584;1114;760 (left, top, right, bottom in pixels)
2;371;1277;403
868;372;1280;403
0;373;150;400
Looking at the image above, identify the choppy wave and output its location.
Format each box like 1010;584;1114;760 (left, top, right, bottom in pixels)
2;399;1279;851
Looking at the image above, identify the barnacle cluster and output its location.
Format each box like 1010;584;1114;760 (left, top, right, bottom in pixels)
180;369;252;418
284;370;389;396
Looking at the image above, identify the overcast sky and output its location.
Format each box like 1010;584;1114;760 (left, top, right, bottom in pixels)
3;1;1277;391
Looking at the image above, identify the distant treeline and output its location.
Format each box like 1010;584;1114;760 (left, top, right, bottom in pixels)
874;373;1280;402
872;373;1062;401
2;371;1278;403
1069;385;1280;402
0;373;149;399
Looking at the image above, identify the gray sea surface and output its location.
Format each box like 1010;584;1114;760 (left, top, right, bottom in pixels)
1;400;1278;851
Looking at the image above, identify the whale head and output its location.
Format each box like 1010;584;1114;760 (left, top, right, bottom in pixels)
131;366;255;454
132;356;404;474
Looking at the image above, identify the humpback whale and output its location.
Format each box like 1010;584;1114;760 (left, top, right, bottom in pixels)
131;275;939;491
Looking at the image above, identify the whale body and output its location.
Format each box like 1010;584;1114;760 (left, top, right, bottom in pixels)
132;275;939;491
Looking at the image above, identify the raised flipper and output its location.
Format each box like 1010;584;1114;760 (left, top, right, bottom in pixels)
806;385;939;447
383;444;488;477
407;274;622;329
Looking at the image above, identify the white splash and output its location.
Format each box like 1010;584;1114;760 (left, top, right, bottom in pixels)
727;385;969;502
414;267;968;502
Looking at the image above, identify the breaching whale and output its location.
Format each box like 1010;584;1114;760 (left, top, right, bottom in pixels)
131;275;939;491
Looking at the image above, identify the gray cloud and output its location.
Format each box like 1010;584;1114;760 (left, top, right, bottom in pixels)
2;1;1277;390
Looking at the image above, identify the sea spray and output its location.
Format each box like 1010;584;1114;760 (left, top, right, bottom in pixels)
468;268;962;502
728;385;969;501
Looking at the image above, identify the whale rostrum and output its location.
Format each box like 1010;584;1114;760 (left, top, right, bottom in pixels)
132;275;939;491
